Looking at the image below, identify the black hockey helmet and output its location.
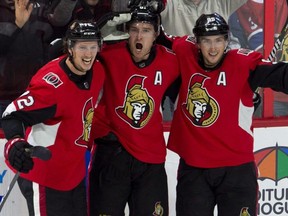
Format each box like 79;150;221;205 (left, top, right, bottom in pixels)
193;13;229;38
66;20;103;47
127;5;161;32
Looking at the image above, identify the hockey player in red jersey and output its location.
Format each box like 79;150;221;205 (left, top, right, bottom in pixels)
88;2;179;216
165;13;288;216
1;20;105;215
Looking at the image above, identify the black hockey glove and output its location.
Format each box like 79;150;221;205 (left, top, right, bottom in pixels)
4;138;34;173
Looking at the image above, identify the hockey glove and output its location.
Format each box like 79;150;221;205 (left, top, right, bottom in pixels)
4;138;34;173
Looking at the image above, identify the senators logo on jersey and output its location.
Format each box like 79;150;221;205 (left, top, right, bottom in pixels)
153;201;164;216
116;75;154;129
182;73;219;127
240;207;251;216
75;98;94;147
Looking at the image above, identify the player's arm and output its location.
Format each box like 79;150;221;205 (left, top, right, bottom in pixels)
1;104;56;173
1;103;56;139
1;88;56;173
249;60;288;93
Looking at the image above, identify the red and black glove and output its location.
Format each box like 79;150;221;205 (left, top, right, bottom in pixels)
4;138;34;173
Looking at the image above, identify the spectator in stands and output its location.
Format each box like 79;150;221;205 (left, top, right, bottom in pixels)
0;0;70;126
42;0;112;59
55;0;132;32
161;0;247;36
228;0;288;117
47;0;130;58
46;0;114;26
228;0;287;53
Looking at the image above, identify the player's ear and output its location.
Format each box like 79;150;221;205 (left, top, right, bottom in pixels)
68;47;73;56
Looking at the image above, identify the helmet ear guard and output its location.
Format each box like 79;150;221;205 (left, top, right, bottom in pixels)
193;13;229;39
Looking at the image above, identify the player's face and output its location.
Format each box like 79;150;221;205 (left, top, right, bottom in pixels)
198;35;228;68
69;41;99;75
128;22;158;62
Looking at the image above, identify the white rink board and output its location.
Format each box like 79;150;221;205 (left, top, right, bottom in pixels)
0;126;288;216
253;126;288;216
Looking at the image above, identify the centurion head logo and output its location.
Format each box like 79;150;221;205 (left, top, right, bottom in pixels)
182;73;219;127
115;75;154;129
240;207;251;216
153;202;164;216
75;98;94;147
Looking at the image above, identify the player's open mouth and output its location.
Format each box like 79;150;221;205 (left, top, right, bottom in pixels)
136;43;143;51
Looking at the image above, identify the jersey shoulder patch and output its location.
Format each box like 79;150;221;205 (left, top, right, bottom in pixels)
237;48;254;56
42;72;63;88
185;35;196;44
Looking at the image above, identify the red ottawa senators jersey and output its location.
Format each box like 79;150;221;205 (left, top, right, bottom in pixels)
92;41;179;164
3;56;105;190
167;36;288;168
